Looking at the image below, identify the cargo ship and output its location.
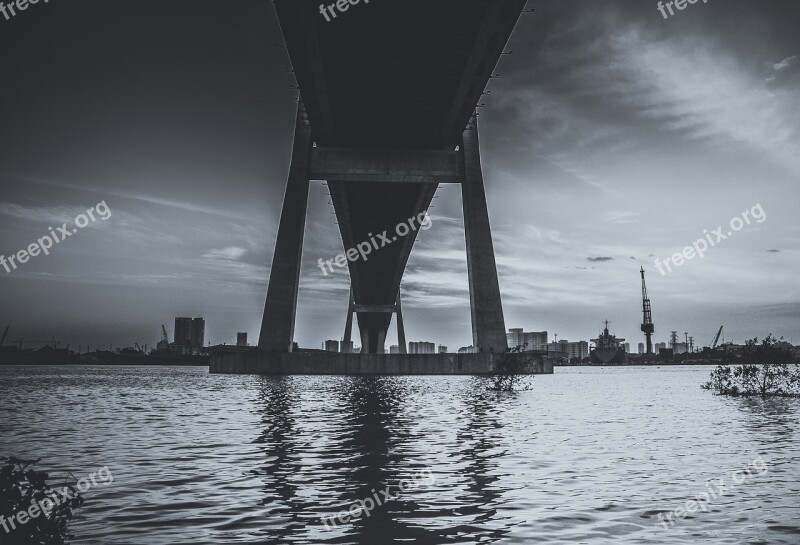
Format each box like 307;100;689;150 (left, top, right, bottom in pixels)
590;321;627;365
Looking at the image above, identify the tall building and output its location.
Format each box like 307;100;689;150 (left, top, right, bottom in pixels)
174;317;193;345
507;328;524;348
623;342;631;354
173;317;204;354
341;340;355;353
237;332;248;347
638;342;645;355
409;341;436;354
438;345;447;353
389;345;400;354
191;318;205;348
506;328;548;351
324;340;340;352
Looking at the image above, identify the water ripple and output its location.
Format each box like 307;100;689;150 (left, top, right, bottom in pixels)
0;365;798;544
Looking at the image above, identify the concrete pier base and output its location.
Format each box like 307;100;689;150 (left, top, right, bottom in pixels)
209;348;553;376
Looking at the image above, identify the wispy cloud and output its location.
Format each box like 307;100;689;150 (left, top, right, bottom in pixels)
203;247;248;261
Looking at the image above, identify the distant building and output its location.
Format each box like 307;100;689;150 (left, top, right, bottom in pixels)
237;332;248;347
191;318;205;348
324;340;339;352
656;342;668;354
567;341;589;360
546;340;570;363
174;317;193;345
623;343;631;354
507;328;548;351
409;341;436;354
341;340;355;353
638;342;644;355
458;345;477;354
389;345;400;354
438;345;447;353
507;328;523;348
173;317;205;354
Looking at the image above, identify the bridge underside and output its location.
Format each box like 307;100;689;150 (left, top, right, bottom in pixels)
259;0;526;355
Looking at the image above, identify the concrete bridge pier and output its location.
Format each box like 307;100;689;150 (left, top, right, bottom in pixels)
257;105;507;356
461;116;508;353
258;99;312;353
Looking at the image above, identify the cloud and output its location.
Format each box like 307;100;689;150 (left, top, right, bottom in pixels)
0;202;91;223
588;257;614;262
611;33;800;168
202;247;248;260
767;249;781;253
773;55;798;72
767;54;800;90
603;211;640;225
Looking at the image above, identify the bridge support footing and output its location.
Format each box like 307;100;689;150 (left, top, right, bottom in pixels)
210;348;553;375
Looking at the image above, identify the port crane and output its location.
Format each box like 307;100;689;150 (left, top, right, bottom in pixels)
640;267;655;354
709;326;723;349
161;325;170;344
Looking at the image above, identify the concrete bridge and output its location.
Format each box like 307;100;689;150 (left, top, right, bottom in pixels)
209;0;547;374
251;0;528;363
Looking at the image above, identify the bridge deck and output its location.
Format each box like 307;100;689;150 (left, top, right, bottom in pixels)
274;0;527;148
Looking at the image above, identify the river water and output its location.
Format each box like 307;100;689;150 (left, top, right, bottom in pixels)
0;365;798;544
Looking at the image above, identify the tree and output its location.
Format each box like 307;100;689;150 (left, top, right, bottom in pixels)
488;345;534;391
702;336;800;397
0;457;83;545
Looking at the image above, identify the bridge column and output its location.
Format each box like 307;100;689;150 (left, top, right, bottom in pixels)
258;99;313;353
461;115;508;353
396;291;407;354
342;289;354;353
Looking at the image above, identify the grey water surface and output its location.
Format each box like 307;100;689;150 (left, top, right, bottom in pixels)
1;365;798;544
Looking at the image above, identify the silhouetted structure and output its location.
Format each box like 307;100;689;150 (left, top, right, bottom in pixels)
257;0;527;356
640;267;655;354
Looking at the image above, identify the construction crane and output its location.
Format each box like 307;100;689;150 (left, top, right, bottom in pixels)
640;267;655;354
156;325;172;354
1;326;8;347
710;326;723;349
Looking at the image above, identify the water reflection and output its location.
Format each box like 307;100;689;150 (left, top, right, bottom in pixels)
449;386;515;542
253;376;308;544
251;376;519;544
735;396;799;456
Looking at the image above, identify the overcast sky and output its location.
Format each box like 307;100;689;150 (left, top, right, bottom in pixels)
1;0;798;351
